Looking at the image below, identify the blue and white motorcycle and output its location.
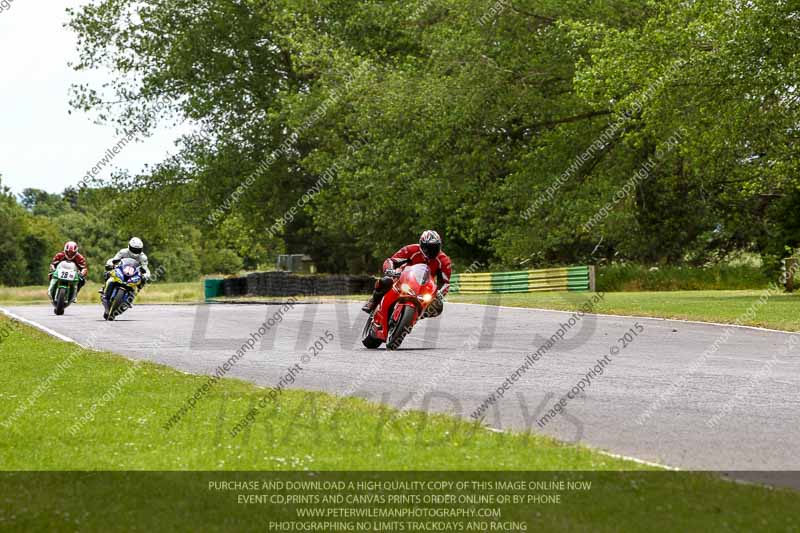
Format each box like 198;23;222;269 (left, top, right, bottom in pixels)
101;258;144;321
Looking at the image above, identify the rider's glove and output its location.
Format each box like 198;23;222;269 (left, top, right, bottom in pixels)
384;268;400;278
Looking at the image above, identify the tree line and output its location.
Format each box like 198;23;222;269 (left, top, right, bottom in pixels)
0;182;252;286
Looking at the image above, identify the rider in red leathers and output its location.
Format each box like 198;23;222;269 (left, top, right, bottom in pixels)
49;241;89;301
362;230;452;317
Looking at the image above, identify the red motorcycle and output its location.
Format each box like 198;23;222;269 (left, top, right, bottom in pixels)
361;264;438;350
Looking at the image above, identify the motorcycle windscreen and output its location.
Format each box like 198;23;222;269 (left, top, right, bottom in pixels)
58;261;78;280
407;264;431;286
118;258;140;279
119;258;140;269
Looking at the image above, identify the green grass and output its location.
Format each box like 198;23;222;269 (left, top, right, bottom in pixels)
1;318;799;531
0;280;203;305
596;263;770;291
450;290;800;331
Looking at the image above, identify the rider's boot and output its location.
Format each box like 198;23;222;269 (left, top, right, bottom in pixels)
47;277;57;301
361;297;377;314
99;271;110;294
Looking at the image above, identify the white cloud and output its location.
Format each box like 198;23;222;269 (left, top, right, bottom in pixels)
0;1;186;195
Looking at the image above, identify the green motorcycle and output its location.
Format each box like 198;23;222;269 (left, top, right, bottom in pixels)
48;261;81;316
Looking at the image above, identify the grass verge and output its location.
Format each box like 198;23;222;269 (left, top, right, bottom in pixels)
0;281;203;305
449;290;800;332
595;263;770;291
0;317;798;530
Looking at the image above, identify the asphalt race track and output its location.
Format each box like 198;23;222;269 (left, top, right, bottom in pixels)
4;301;799;472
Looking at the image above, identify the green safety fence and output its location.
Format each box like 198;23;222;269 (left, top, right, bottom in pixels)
450;265;595;294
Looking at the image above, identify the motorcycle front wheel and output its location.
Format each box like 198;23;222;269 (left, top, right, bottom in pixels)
107;289;129;321
361;313;382;349
54;287;66;316
386;306;416;351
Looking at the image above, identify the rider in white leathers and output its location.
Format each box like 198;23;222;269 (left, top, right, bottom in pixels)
100;237;151;292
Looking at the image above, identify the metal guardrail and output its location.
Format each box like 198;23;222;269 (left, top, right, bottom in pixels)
450;266;595;294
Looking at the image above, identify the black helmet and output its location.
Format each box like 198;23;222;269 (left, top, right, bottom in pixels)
419;230;442;259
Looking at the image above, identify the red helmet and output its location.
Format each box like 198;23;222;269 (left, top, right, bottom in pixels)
419;230;442;259
64;241;79;260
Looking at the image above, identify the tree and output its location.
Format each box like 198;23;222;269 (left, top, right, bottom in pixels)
0;178;28;285
65;0;800;273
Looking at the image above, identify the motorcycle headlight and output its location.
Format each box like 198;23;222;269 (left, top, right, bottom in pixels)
420;293;433;303
400;283;415;295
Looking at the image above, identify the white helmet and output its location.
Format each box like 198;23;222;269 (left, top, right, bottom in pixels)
128;237;144;255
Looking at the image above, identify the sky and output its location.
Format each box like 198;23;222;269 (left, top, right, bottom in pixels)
0;0;183;196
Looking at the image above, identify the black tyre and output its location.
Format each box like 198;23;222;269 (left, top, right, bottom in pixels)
386;306;415;351
361;313;382;349
54;288;66;316
108;290;128;321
